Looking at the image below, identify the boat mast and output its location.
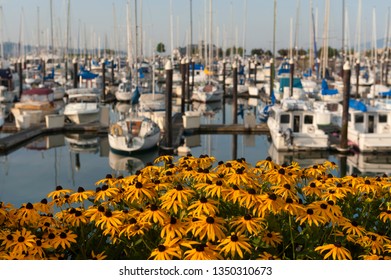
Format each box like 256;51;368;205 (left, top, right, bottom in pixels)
134;0;139;87
0;6;4;66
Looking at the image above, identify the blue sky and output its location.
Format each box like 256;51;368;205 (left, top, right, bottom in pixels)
0;0;390;56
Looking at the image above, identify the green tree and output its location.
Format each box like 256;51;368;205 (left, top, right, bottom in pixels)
277;48;289;57
251;48;264;56
156;42;166;53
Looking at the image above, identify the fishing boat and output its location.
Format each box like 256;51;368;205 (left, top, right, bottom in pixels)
115;80;140;102
63;91;100;124
267;98;329;151
108;112;161;154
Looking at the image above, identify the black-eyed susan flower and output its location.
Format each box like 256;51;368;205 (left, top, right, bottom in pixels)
302;180;324;198
59;207;88;227
33;198;53;214
153;155;174;166
95;209;124;233
239;188;260;209
261;230;283;247
124;180;157;203
160;184;195;206
222;185;246;204
0;231;15;250
230;214;266;235
139;204;170;226
69;187;95;203
187;197;219;216
30;238;52;259
295;207;326;227
94;184;119;202
183;241;223;260
192;215;227;242
315;242;352;260
281;197;304;216
47;185;72;199
193;168;217;183
270;183;298;200
217;233;252;259
10;228;36;256
15;202;41;225
119;218;151;237
95;174;119;187
149;237;181;260
202;178;228;199
51;230;78;250
226;167;255;187
341;220;367;237
196;154;216;169
255;156;275;171
84;205;106;223
255;192;284;215
160;216;187;240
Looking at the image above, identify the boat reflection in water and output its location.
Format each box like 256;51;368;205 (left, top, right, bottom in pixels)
346;152;391;177
64;133;100;154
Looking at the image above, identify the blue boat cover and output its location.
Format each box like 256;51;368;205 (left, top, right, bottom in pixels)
321;79;338;95
279;77;303;92
379;90;391;97
349;99;367;112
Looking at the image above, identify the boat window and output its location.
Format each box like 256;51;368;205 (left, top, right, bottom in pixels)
304;115;313;124
355;114;364;123
280;114;290;124
379;114;388;123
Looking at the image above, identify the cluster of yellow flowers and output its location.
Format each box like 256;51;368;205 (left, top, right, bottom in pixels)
1;154;391;260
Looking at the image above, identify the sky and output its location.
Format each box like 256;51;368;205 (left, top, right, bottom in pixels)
0;0;390;57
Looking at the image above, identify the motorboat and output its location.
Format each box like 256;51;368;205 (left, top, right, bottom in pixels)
108;112;161;154
63;91;100;124
267;98;329;151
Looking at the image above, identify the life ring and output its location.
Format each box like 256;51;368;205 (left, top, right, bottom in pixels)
307;126;315;134
110;124;123;136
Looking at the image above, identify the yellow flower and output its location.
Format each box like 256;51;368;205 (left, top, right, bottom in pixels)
191;215;227;242
51;230;78;250
217;233;252;259
183;241;223;260
47;185;72;199
149;237;182;260
261;231;283;247
315;242;352;260
187;197;219;216
230;214;266;235
10;228;36;255
69;187;95;203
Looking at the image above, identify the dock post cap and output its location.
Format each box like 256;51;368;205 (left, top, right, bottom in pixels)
355;59;360;64
269;58;274;64
181;57;186;64
343;61;351;71
289;58;294;64
101;58;106;64
185;57;189;64
72;58;78;64
232;60;237;68
165;59;173;70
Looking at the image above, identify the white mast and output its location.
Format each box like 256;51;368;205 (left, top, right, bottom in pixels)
242;0;247;60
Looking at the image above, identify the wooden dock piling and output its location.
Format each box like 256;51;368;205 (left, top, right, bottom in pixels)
232;61;238;124
340;61;351;152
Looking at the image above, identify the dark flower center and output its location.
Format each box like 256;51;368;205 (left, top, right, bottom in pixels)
18;236;25;243
158;245;166;252
55;185;63;191
334;242;341;248
278;168;285;175
351;221;358;227
307;209;314;215
286;198;293;204
267;233;273;238
236;168;244;174
6;234;13;241
98;206;105;212
232;185;240;190
150;204;158;211
206;217;215;224
327;200;335;206
106;174;113;179
75;210;82;217
48;233;55;239
365;180;371;185
105;210;112;217
284;184;291;190
36;240;42;246
200;197;208;203
175;185;184;191
310;182;316;188
244;214;252;220
248;188;256;195
216;180;223;186
268;193;277;201
230;235;239;242
226;163;232;167
60;232;67;239
196;244;206;252
266;156;272;161
135;182;143;189
77;187;85;193
41;198;48;204
320;203;327;210
170;217;177;224
102;185;109;191
129;218;137;224
26;202;34;210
